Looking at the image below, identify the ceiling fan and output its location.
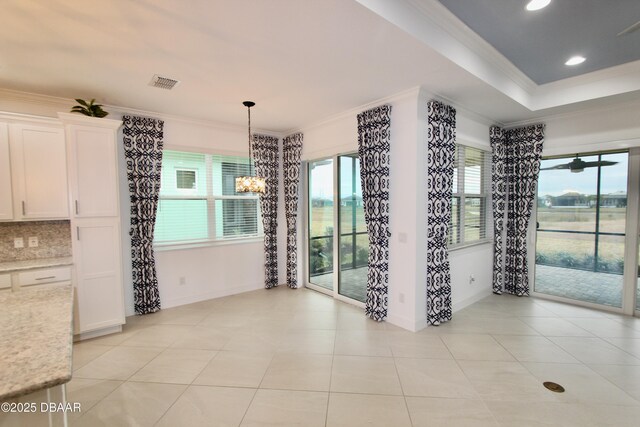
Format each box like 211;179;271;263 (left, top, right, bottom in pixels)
540;155;618;173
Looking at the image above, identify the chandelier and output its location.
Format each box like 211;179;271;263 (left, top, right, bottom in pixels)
235;101;266;194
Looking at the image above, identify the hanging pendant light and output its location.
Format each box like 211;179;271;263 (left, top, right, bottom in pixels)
235;101;266;194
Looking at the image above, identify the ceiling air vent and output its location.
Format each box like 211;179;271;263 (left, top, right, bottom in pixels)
149;74;180;90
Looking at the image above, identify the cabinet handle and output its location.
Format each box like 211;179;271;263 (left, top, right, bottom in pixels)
21;201;25;215
77;226;80;241
75;200;79;214
35;276;56;281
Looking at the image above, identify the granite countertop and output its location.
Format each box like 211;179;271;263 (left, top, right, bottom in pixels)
0;285;74;400
0;257;73;273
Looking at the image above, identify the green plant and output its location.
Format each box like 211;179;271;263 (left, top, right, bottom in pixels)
70;98;109;118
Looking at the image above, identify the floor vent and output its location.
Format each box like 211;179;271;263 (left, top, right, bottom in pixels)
543;381;565;393
149;74;180;90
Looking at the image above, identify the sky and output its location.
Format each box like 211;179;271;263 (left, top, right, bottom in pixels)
309;152;629;200
538;152;628;196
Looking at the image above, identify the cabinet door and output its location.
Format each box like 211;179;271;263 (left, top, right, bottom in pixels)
0;123;13;220
73;218;124;333
10;124;69;219
68;126;118;217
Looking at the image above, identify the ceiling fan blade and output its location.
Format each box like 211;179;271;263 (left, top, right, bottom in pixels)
617;20;640;37
598;160;618;167
579;160;619;168
540;164;571;170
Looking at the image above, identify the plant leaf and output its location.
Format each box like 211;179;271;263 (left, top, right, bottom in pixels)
75;99;89;107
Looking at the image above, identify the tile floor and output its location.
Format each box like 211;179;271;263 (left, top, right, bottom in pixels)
2;287;640;426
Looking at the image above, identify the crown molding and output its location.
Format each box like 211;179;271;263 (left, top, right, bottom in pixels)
290;86;422;135
356;0;640;113
0;88;282;138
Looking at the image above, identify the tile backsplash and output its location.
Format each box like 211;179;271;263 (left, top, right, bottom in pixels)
0;221;72;262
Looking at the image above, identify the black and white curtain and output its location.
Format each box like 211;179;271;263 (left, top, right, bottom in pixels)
425;101;456;326
491;124;545;296
357;105;392;321
490;126;507;295
282;133;303;289
122;115;164;315
252;134;280;289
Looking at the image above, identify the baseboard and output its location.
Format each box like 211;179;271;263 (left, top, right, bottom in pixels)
161;283;264;309
413;288;494;331
75;325;123;341
386;312;422;332
452;288;493;312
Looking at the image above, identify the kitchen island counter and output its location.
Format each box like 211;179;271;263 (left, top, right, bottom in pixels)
0;285;74;400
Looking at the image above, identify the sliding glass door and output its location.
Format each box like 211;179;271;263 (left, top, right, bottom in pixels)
338;155;367;302
308;158;334;291
307;154;367;304
534;151;628;308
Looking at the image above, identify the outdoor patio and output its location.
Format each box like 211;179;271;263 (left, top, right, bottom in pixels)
309;267;368;302
535;264;639;308
311;264;639;310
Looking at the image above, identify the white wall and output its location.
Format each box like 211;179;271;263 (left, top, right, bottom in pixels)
0;91;278;316
301;87;494;331
116;115;281;315
414;89;494;329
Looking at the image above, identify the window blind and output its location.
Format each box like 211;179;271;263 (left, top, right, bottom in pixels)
154;150;261;244
450;145;491;246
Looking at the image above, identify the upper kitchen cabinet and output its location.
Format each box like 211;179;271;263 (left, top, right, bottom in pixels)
0;123;13;220
58;113;121;217
6;120;69;220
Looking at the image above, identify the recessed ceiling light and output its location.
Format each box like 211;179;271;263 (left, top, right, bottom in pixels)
526;0;551;11
565;56;586;66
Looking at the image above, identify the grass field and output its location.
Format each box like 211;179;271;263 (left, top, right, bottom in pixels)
536;207;627;273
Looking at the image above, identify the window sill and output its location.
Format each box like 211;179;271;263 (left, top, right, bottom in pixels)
154;236;264;252
449;238;493;253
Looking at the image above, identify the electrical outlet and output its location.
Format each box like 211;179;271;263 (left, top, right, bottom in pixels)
398;232;407;243
179;276;186;286
14;237;24;249
28;236;38;247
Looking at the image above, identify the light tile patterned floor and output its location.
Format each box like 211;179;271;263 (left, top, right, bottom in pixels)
2;287;640;426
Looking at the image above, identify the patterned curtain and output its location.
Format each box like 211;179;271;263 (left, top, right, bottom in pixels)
425;101;456;325
282;133;303;289
492;124;545;296
357;105;392;321
122;115;164;314
252;134;280;289
490;126;507;294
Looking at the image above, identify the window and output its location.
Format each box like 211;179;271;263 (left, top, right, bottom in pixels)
449;145;490;247
175;169;197;190
154;150;261;245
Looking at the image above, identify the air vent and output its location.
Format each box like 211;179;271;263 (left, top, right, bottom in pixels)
149;74;180;90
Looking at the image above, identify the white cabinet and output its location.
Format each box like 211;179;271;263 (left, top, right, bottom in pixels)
8;123;68;219
73;218;124;333
66;123;118;217
0;123;12;220
59;113;124;336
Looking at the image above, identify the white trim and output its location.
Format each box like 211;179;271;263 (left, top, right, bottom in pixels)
0;88;282;138
451;287;494;313
0;111;62;126
530;290;624;314
57;112;122;130
154;236;263;252
161;282;265;309
74;325;122;342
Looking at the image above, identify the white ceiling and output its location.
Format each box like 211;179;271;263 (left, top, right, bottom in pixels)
0;0;639;133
